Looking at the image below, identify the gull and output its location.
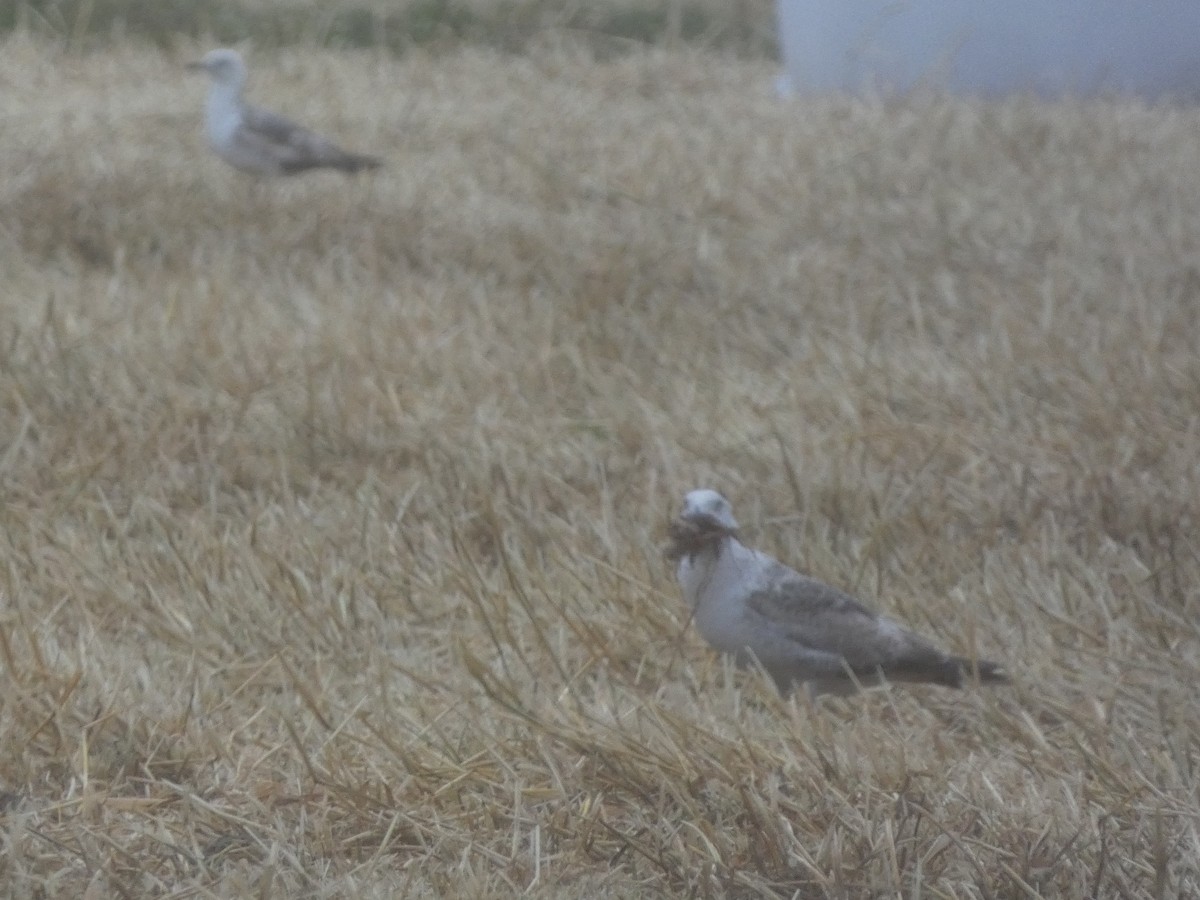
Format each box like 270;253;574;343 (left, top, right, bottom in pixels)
666;489;1009;696
188;49;382;177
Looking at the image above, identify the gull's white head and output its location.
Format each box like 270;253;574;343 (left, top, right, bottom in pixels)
680;489;738;531
666;489;739;562
188;49;247;89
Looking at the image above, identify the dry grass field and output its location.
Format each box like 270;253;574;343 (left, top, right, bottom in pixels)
2;28;1199;898
7;0;774;60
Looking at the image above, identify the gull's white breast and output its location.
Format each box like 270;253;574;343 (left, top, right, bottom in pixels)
205;87;243;150
678;540;770;655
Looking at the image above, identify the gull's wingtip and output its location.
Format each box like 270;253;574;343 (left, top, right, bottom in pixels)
280;152;383;176
345;154;383;173
959;657;1010;686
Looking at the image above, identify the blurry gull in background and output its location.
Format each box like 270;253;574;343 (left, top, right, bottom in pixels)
666;489;1009;697
188;48;382;177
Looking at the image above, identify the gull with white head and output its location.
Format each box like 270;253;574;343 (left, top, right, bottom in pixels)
666;489;1009;696
188;49;382;177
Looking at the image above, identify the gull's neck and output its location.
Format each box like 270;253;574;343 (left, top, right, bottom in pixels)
691;532;734;561
676;533;745;605
204;79;245;144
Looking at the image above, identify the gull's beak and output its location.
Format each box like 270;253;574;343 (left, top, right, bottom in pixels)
665;512;735;562
680;511;733;535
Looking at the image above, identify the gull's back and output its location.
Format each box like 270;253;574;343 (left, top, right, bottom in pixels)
238;104;381;175
743;564;970;692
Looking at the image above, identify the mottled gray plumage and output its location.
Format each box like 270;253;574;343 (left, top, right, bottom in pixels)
189;49;381;177
667;489;1008;696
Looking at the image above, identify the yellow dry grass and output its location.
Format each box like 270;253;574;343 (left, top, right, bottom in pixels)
2;32;1199;897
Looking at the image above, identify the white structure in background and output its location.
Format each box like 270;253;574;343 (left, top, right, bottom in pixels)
776;0;1200;98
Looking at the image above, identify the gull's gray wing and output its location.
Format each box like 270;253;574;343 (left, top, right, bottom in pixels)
743;560;969;690
239;104;381;174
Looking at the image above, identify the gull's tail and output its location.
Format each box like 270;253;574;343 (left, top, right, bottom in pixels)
334;153;383;174
950;656;1009;687
279;151;383;176
869;654;1010;690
